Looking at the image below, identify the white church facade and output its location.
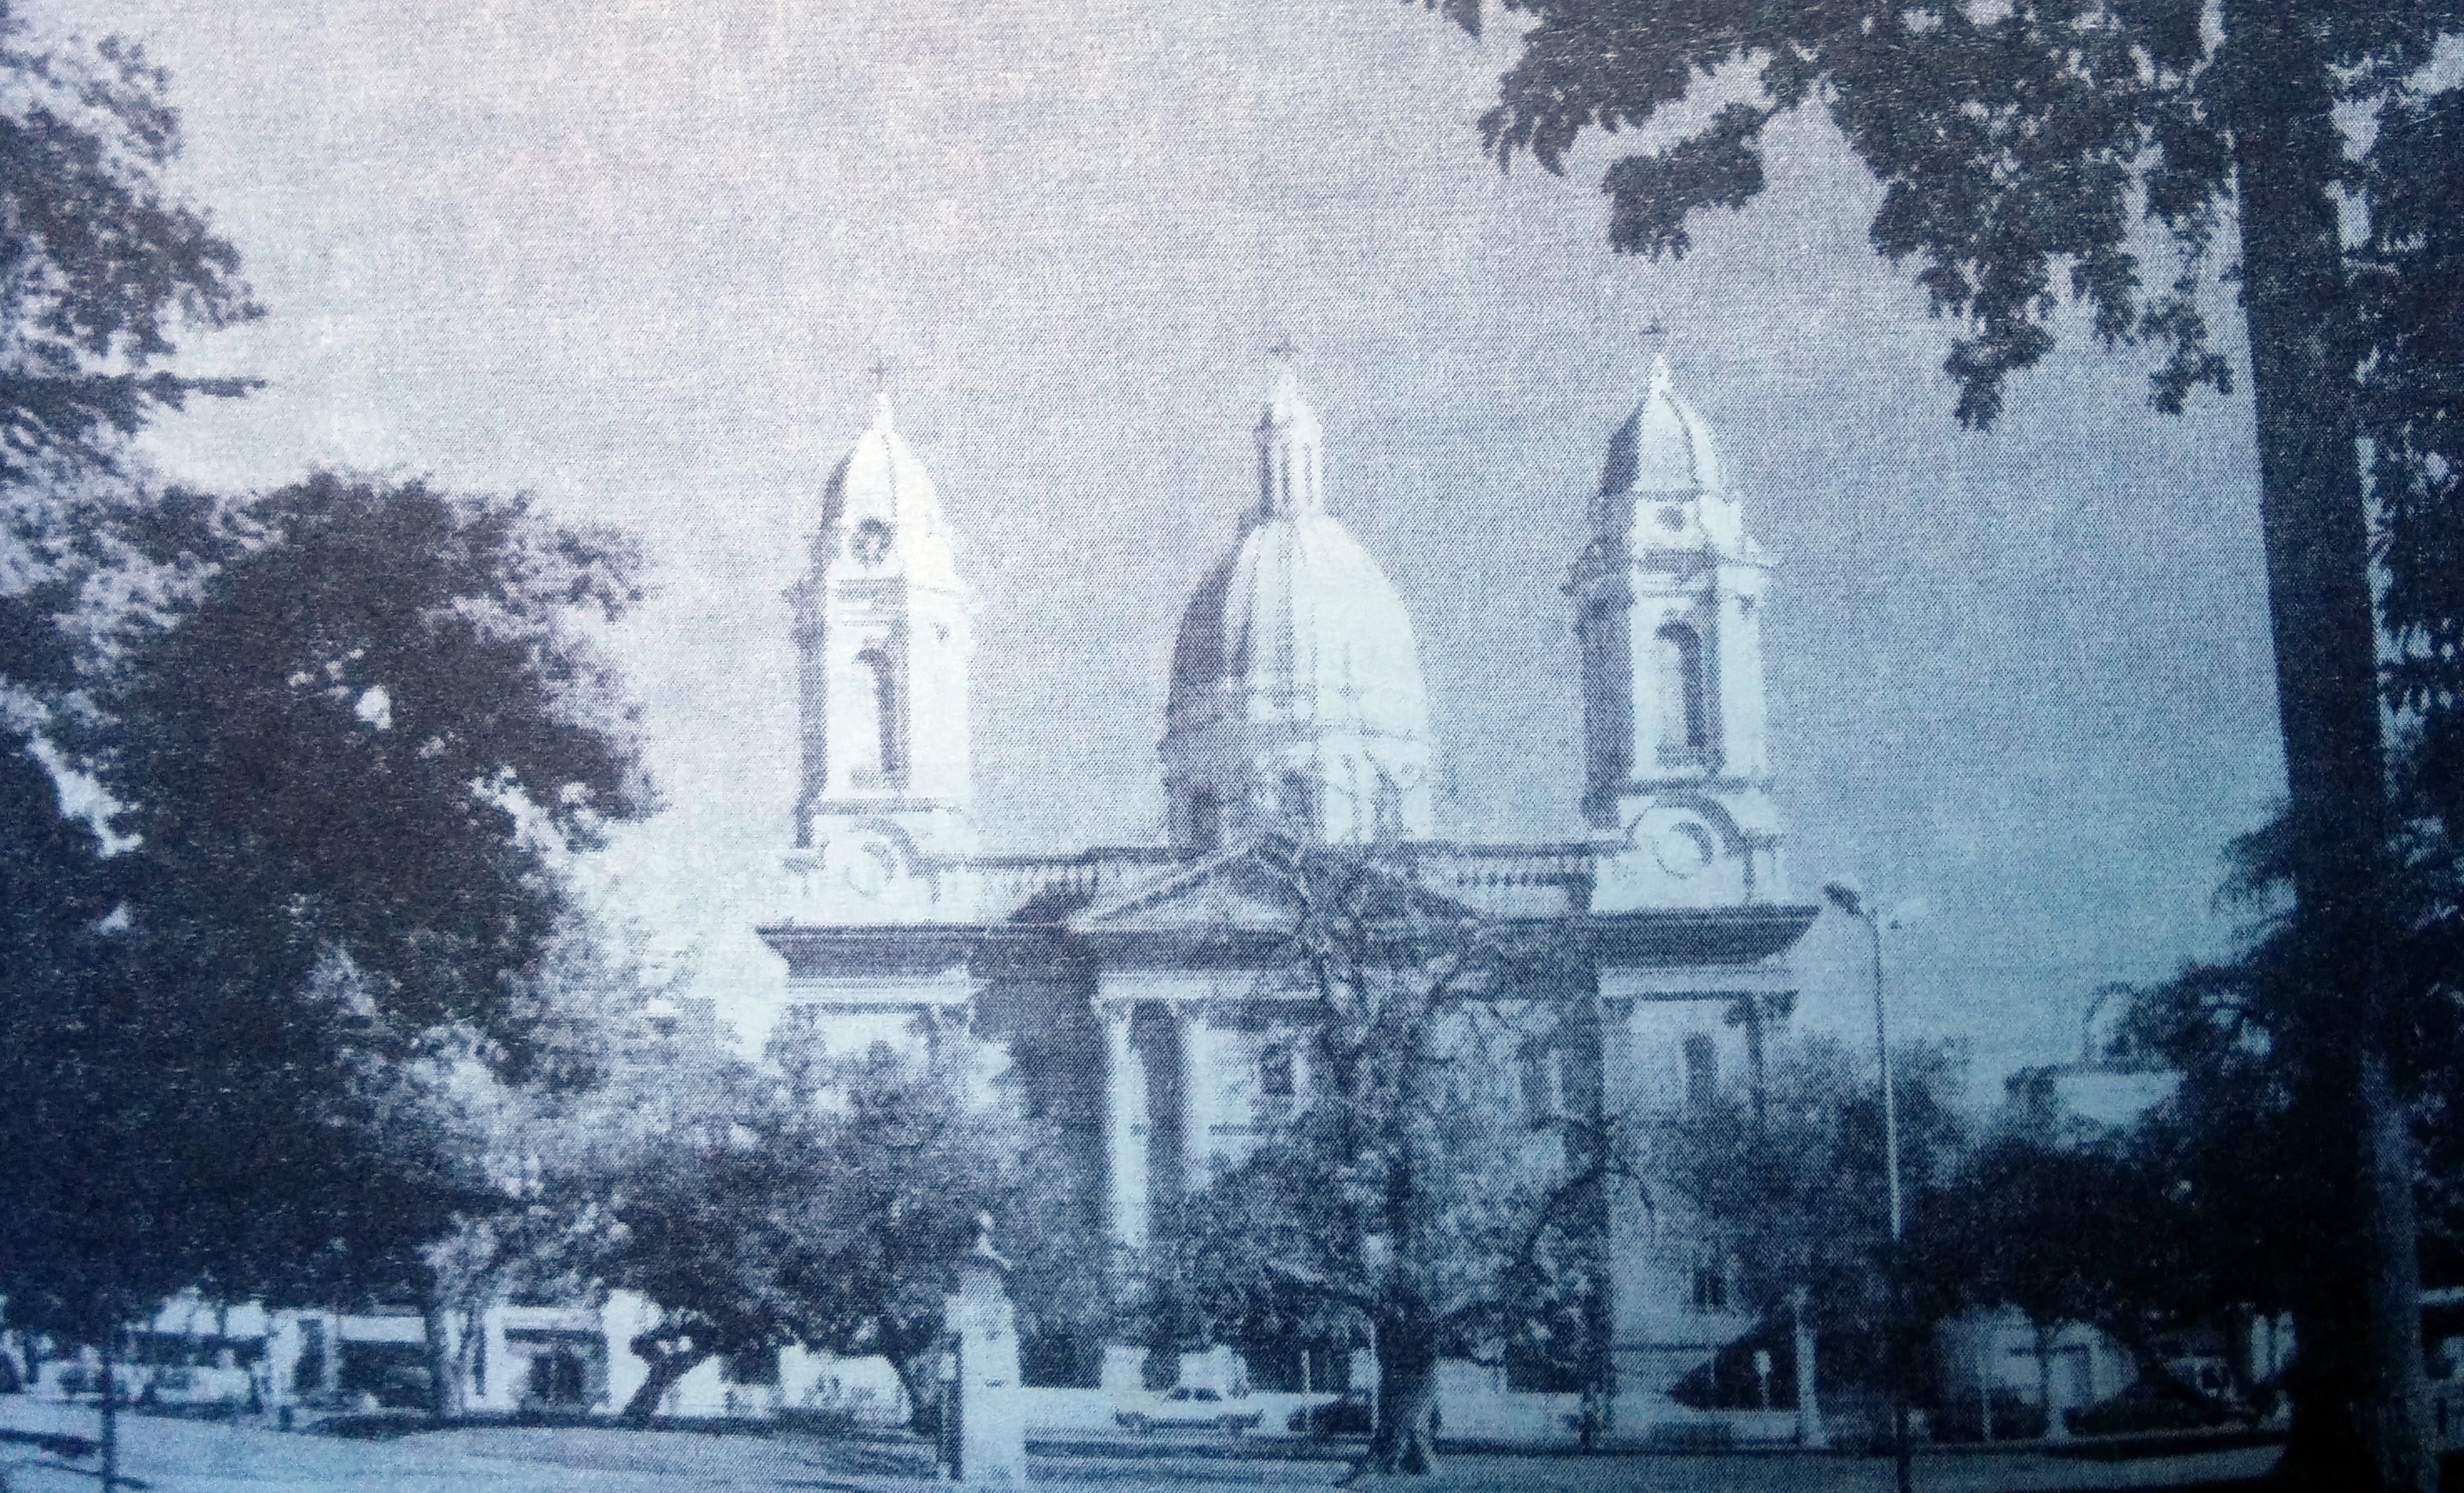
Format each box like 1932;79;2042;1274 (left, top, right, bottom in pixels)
755;358;1819;1420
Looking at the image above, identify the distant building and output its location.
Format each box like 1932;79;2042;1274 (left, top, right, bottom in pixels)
755;357;1820;1425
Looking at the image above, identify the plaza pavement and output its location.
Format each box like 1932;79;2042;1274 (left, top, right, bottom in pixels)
0;1398;2281;1493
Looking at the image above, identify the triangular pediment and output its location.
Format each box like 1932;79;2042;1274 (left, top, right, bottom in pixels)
1068;837;1477;937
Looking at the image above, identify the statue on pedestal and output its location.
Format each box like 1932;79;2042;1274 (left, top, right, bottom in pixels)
941;1213;1028;1486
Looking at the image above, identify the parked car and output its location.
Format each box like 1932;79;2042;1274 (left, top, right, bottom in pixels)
139;1365;253;1408
2065;1380;2238;1437
1116;1386;1264;1435
1288;1390;1373;1438
53;1362;147;1402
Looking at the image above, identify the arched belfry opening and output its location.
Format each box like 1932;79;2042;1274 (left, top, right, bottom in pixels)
1653;622;1711;768
856;644;904;784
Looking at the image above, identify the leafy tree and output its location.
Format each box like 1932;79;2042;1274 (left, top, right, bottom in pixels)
1658;1034;1970;1405
0;3;258;492
0;473;654;1347
1177;845;1594;1475
1440;0;2460;1482
1912;1128;2178;1437
0;3;262;1336
403;921;721;1419
606;1132;812;1424
0;3;258;725
765;1021;1103;1431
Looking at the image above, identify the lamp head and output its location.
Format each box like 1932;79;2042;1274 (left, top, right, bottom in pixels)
1822;880;1866;918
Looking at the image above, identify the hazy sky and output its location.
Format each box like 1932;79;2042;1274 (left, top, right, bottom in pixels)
45;0;2286;1095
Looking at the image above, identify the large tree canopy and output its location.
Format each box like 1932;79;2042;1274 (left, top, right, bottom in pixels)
1440;1;2464;1483
91;473;652;1052
0;473;654;1334
1660;1033;1969;1399
1178;845;1599;1476
0;3;258;703
765;1031;1101;1430
0;4;257;482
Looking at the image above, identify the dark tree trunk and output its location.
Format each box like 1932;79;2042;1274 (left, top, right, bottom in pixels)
1366;1304;1441;1475
97;1329;119;1493
879;1314;947;1435
421;1276;466;1421
2221;3;2434;1488
889;1349;941;1437
618;1346;708;1426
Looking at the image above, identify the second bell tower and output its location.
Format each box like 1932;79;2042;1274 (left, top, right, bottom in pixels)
1568;358;1785;908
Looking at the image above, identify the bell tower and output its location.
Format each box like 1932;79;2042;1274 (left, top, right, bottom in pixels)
1568;358;1785;909
783;387;976;921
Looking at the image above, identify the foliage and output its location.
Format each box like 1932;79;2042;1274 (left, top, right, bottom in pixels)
89;473;652;1057
0;473;654;1339
607;1128;814;1425
406;920;725;1417
1655;1033;1970;1394
0;3;260;720
2360;83;2464;844
1435;1;2464;1481
1177;844;1598;1475
765;1022;1103;1426
1913;1128;2161;1348
0;4;259;489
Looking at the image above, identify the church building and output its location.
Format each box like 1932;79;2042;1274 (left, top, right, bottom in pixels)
756;357;1818;1416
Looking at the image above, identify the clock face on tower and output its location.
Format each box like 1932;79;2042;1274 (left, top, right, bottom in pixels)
851;518;894;566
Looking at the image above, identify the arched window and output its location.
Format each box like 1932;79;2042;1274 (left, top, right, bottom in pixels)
1654;623;1711;766
1188;789;1221;854
1579;603;1633;792
1280;771;1317;840
856;647;902;781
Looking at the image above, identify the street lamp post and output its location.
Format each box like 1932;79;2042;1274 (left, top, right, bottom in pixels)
1825;880;1913;1493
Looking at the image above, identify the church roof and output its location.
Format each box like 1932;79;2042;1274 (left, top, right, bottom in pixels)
1599;356;1723;498
1165;510;1430;739
1164;369;1431;744
816;393;963;592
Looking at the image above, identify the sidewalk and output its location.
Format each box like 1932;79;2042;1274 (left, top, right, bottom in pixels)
0;1396;2285;1493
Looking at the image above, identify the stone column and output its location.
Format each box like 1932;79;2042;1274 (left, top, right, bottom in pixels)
1103;1003;1148;1248
1599;997;1653;1392
1174;1006;1208;1191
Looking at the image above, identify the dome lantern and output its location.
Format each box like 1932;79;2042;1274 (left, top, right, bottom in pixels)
1163;365;1435;852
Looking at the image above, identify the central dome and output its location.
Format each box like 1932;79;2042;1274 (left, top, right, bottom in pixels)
1165;507;1428;739
1160;366;1435;851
